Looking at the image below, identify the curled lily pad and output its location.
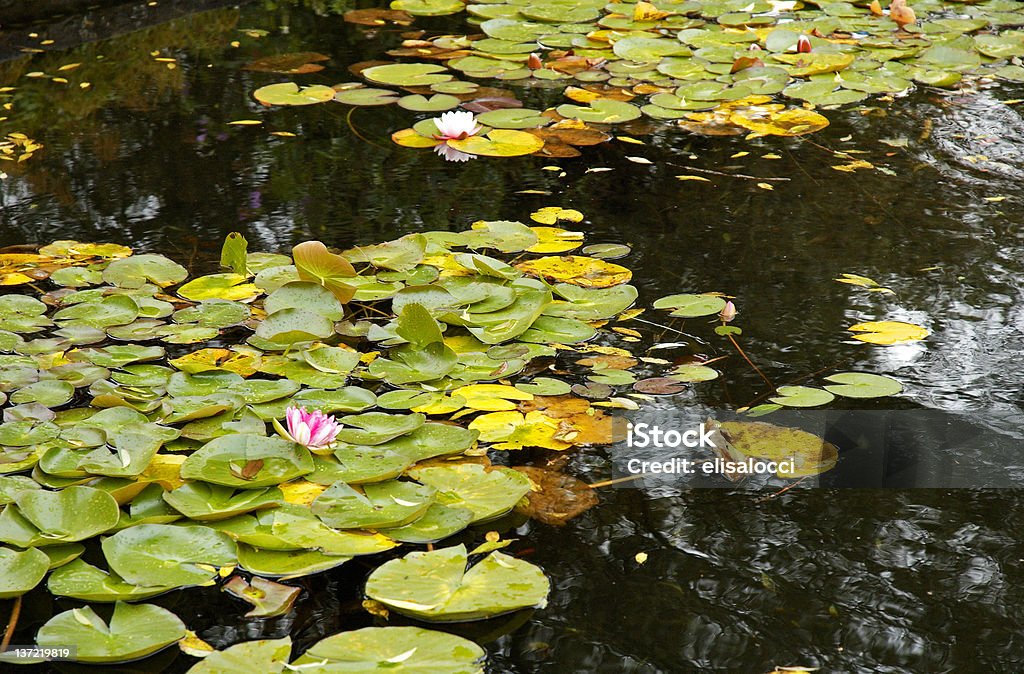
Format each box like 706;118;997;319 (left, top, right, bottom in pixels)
365;544;549;622
36;602;186;664
236;544;351;577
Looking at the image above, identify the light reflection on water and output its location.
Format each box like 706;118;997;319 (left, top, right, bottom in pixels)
3;2;1024;671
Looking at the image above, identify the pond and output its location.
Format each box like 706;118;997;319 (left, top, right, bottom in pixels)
2;0;1024;671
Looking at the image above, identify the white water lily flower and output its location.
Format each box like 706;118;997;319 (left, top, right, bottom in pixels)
432;110;481;141
434;144;476;162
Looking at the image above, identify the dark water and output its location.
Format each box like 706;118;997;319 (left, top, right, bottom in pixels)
4;1;1024;671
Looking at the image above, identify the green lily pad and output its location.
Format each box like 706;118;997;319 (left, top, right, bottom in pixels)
391;0;465;16
265;281;345;321
382;503;476;544
408;464;532;523
186;638;292;674
769;385;835;408
312;479;436;529
36;602;186;663
253;82;336;106
363;63;454;86
823;372;903;398
292;627;485;672
163;483;284;520
102;523;237;587
18;485;121;542
334;87;401;106
365;544;549;622
256;308;335;344
397;94;461;112
555;100;642;123
236;544;351;577
54;295;139;328
103;254;188;288
652;293;726;317
0;545;49;598
475;108;550;129
10;379;75;407
180;434;314;488
48;559;180;602
337;412;426;445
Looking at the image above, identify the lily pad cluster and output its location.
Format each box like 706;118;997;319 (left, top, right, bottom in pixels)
0;215;648;664
317;0;1024;148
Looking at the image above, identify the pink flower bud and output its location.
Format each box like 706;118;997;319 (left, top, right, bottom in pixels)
796;35;812;53
719;301;737;323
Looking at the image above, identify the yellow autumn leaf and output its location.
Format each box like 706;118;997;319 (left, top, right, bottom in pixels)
530;206;584;225
452;383;534;412
633;0;671;20
731;107;829;138
516;255;632;288
392;128;440;148
228;119;263;126
169;348;260;376
179;630;216;657
526;227;584;254
138;454;187;490
468;410;573;451
280;479;327;505
676;175;711;182
847;321;929;345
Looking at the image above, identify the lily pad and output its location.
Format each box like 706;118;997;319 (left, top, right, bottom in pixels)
253;82;336;106
101;523;237;587
365;544;549;622
0;545;49;598
292;627;485;672
36;602;186;664
823;372;903;398
180;434;314;488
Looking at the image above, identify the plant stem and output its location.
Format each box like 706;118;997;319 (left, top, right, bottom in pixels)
726;333;773;389
2;596;22;651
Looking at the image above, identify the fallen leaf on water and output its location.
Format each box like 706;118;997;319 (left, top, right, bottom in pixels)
626;156;653;164
635;552;648;564
756;182;774;190
676;175;711;182
530;206;584;225
512;465;599;525
847;320;929;345
228;120;263;126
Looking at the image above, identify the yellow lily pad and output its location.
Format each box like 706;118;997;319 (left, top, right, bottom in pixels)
448;129;545;157
516;255;632;288
847;321;929;345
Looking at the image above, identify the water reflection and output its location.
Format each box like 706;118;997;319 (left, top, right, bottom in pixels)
3;1;1024;671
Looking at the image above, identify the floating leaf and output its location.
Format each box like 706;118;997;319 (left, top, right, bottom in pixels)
253;82;336;106
823;372;903;398
448;129;545;157
102;523;237;587
36;602;186;664
769;385;835;408
365;544;549;621
847;321;929;345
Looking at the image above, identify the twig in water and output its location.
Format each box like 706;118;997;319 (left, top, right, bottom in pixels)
588;474;645;489
756;475;810;502
669;164;791;182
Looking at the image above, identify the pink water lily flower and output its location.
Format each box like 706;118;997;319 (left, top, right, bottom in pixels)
284;406;341;451
432;110;481;141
